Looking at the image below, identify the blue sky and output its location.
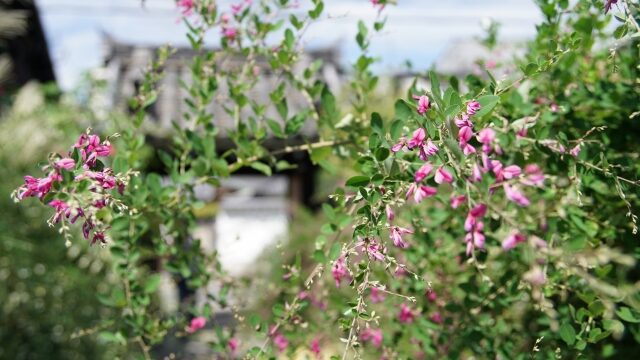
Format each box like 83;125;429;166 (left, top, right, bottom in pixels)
37;0;543;90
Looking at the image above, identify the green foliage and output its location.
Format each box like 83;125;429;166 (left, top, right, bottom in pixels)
7;0;640;359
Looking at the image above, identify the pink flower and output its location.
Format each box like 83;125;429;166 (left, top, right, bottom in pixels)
391;137;407;152
406;183;417;199
273;333;288;352
178;0;194;16
94;143;112;157
414;162;433;182
55;158;76;170
466;101;481;115
82;220;93;240
69;207;84;224
85;170;116;190
86;135;100;151
186;316;207;333
332;256;349;287
231;2;245;15
398;303;416;323
465;230;486;256
73;134;88;148
93;199;106;209
469;203;487;218
460;142;476;156
92;231;106;245
17;175;39;199
426;290;437;302
429;312;443;324
390;226;413;248
502;232;526;251
522;164;545;187
569;144;581;157
413;185;437;203
228;338;239;352
222;27;238;40
394;265;408;277
220;13;231;23
385;205;394;221
359;240;385;261
491;160;504;181
477;128;495;143
49;199;70;223
434;166;453;184
450;194;466;209
360;328;383;347
504;184;530;207
604;0;618;14
470;163;483;182
454;113;472;128
516;127;528;138
502;165;522;180
310;338;321;356
419;139;439;159
36;172;62;196
370;287;386;303
458;126;473;143
407;128;426;149
477;128;496;153
413;95;430;115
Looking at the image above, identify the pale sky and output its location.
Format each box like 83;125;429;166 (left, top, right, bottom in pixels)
36;0;543;90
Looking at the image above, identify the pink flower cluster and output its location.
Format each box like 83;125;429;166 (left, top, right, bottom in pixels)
398;303;417;323
455;101;482;155
220;13;238;40
358;238;386;261
269;326;288;352
332;256;349;287
392;127;439;161
186;316;206;333
15;132;124;245
464;204;487;256
360;328;383;347
177;0;194;17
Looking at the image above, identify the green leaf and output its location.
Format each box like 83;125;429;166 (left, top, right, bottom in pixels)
617;307;640;323
394;100;412;121
390;119;404;140
308;1;324;19
250;162;272;176
356;20;368;49
522;63;539;76
99;331;126;346
285;111;307;134
266;119;285;138
320;86;338;125
275;160;296;171
346;175;370;188
143;274;162;294
284;28;294;50
329;242;342;260
473;95;500;117
559;323;576;345
310;146;331;165
375;148;390;161
371;112;384;134
429;70;442;104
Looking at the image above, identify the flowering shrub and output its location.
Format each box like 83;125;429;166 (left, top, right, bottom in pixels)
13;0;640;358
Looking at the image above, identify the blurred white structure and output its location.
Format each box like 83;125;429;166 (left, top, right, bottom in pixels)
213;176;289;276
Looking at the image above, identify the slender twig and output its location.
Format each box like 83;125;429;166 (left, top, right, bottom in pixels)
228;138;354;172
